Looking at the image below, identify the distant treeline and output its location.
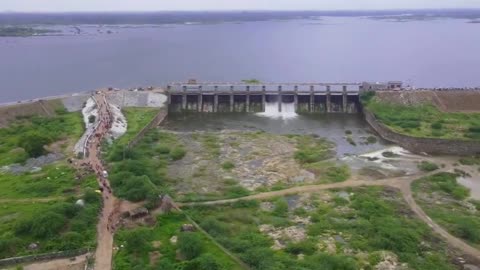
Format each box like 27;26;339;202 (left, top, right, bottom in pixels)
0;9;479;25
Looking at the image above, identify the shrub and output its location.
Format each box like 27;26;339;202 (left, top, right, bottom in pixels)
59;232;84;250
456;218;480;243
285;240;316;255
123;228;151;254
366;136;377;144
459;157;480;166
428;173;470;200
18;131;51;158
241;247;278;269
273;198;289;217
185;254;222;270
16;211;66;239
417;161;439;172
170;147;186;161
200;217;228;237
156;145;170;154
178;232;204;260
324;166;350;182
345;130;352;135
303;253;357;270
431;122;443;129
360;91;376;103
221;161;235;170
468;126;480;133
84;189;101;204
88;115;96;123
0;237;22;257
226;185;250;198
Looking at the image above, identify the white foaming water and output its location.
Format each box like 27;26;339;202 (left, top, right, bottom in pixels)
257;101;297;119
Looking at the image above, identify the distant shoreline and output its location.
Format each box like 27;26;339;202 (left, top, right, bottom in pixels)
0;9;479;26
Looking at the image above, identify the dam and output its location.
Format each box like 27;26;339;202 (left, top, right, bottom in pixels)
166;81;401;113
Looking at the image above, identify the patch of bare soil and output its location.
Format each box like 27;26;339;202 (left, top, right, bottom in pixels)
375;90;480;112
22;254;90;270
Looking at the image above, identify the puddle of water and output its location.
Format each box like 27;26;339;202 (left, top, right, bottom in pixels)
458;177;480;200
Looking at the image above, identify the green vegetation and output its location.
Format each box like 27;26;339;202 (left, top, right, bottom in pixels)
0;191;101;258
221;161;235;171
365;136;378;144
291;135;334;164
0;27;57;37
186;187;456;270
459;156;480;166
199;133;221;157
0;111;83;164
413;173;480;247
303;161;351;183
241;79;261;84
364;97;480;140
107;130;185;202
417;161;439;172
170;146;186;161
0;163;96;199
113;212;243;270
115;107;159;145
178;232;204;260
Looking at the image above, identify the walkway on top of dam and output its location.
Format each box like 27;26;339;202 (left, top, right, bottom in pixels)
167;82;362;95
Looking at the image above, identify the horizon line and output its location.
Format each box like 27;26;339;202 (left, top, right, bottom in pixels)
2;8;480;14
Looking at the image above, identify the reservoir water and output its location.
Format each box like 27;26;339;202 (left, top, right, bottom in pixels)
1;17;480;103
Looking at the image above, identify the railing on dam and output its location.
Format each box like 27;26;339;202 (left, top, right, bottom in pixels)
167;82;362;94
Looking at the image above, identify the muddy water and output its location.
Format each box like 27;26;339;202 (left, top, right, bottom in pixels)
458;177;480;200
161;112;390;157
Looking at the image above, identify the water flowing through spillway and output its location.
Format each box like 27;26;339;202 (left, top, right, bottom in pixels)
257;101;297;119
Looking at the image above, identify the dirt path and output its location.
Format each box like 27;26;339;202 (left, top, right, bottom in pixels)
84;92;119;270
22;253;90;270
0;196;67;204
180;168;480;261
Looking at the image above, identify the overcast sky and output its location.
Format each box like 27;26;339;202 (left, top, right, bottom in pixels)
2;0;479;12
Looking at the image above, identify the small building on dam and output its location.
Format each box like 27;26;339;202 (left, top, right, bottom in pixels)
166;81;401;113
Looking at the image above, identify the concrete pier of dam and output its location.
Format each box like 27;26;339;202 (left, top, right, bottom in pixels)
166;82;375;113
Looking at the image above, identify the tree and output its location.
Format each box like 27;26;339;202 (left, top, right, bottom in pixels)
178;232;204;260
60;232;84;250
16;211;66;239
88;115;96;123
18;131;51;157
124;228;151;254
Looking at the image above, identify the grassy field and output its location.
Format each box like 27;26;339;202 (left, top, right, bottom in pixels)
115;107;159;145
113;212;244;270
106;129;185;204
0;111;84;165
0;110;101;259
363;93;480;140
0;191;101;259
413;172;480;248
185;187;457;270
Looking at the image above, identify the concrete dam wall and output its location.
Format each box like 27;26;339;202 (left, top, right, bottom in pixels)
167;82;361;114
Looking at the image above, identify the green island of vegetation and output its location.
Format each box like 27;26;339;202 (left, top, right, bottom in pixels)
0;26;58;37
361;91;480;140
413;172;480;248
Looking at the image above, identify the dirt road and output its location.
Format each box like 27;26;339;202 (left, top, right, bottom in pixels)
85;92;118;270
